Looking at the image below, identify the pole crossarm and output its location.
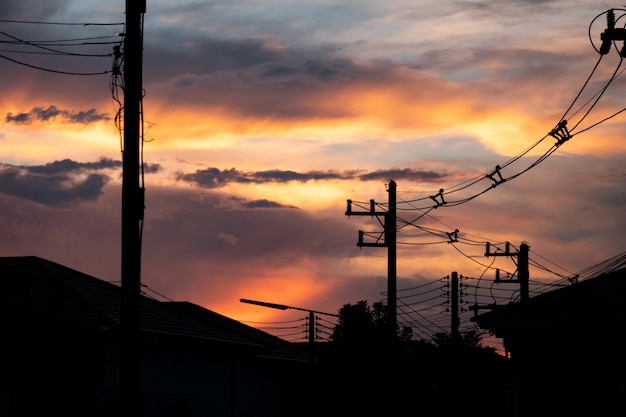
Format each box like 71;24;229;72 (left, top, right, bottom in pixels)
484;241;530;301
345;181;397;342
484;241;518;257
345;199;390;248
345;210;389;216
358;229;388;248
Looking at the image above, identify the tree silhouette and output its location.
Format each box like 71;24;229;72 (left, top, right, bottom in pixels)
315;300;397;416
330;300;412;344
306;301;509;417
431;328;491;350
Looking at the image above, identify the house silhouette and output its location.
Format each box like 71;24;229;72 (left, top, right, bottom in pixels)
0;256;311;417
472;261;626;417
6;254;624;417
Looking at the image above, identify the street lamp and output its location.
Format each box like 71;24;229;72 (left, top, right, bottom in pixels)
239;298;339;363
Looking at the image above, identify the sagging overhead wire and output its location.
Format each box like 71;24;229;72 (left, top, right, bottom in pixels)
0;19;123;75
347;9;626;297
350;10;626;218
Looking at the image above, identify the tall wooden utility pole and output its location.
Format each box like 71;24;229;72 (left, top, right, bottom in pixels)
345;180;397;341
121;0;145;415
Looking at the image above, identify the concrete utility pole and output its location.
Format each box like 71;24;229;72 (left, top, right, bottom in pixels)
485;241;529;301
387;180;397;341
450;272;460;343
120;0;146;415
345;180;397;342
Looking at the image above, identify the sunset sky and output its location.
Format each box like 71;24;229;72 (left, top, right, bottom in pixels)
1;0;625;351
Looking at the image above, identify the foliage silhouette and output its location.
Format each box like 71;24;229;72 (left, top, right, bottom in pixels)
330;300;412;345
302;300;510;417
431;328;491;350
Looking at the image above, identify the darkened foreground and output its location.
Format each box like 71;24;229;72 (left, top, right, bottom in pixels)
472;263;626;417
1;256;624;417
292;299;509;417
302;340;510;417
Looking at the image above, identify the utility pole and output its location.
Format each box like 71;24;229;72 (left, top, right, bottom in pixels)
307;311;315;359
120;0;146;415
450;272;460;343
449;271;462;416
387;181;397;343
239;299;339;363
345;180;397;342
485;241;529;301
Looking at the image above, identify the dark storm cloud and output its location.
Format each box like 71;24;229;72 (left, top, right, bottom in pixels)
302;58;348;81
142;162;162;174
5;106;110;125
143;35;284;81
176;168;246;188
258;57;354;83
0;166;107;207
0;0;68;20
177;167;449;188
359;168;447;182
144;26;364;88
151;55;404;123
243;199;297;209
252;170;345;183
5;158;160;177
175;167;337;188
28;158;121;175
0;157;160;207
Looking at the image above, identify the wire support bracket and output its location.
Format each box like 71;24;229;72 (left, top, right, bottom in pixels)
549;119;571;147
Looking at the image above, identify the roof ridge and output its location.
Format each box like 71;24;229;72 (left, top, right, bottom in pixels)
35;257;122;327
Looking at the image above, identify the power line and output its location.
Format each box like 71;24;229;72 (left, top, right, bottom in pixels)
0;20;123;75
0;19;124;26
0;53;111;75
353;44;624;216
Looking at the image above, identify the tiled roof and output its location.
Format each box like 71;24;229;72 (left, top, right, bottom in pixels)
0;256;309;363
471;267;626;334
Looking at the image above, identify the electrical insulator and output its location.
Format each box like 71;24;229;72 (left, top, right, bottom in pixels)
601;9;615;55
